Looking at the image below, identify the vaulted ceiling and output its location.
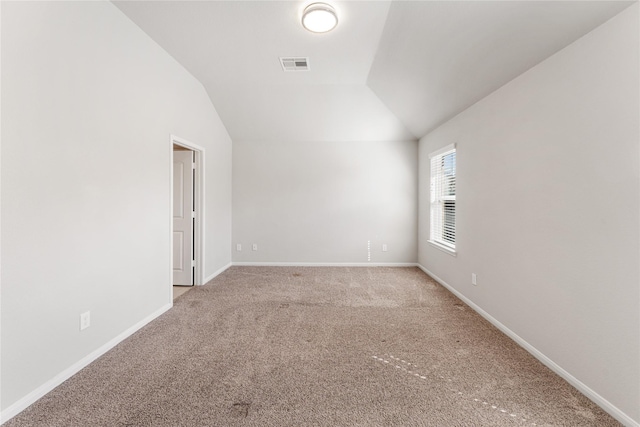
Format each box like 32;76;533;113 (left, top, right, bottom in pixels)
114;0;633;142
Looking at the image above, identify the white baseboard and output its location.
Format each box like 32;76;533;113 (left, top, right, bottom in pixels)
416;264;638;427
232;262;419;267
203;262;232;284
0;303;172;425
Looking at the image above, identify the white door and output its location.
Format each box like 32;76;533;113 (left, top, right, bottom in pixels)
173;150;194;286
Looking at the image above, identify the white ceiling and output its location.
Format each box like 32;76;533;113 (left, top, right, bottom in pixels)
114;0;633;142
368;0;634;137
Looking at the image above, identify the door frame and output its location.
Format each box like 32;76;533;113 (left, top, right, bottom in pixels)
170;134;205;286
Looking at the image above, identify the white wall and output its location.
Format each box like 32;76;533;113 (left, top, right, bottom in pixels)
233;140;418;264
419;5;639;425
1;0;232;414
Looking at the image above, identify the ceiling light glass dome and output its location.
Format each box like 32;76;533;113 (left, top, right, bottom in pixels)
302;3;338;33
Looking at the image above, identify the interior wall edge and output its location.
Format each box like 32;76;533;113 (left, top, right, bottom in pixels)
416;265;639;427
231;262;419;268
0;303;173;426
203;262;233;285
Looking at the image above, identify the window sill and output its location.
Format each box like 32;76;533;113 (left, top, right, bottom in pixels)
428;241;457;257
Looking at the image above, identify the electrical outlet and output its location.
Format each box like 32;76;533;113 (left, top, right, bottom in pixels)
252;243;258;251
382;244;388;252
80;311;90;331
471;273;477;286
236;244;242;251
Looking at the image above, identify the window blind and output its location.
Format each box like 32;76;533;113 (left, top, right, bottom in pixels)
430;144;456;250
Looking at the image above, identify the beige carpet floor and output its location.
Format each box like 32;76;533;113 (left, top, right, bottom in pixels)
5;267;619;426
173;285;193;301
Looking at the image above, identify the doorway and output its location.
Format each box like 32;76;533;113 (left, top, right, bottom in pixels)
173;147;194;286
171;135;205;289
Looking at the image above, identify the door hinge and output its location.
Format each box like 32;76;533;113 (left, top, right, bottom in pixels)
192;162;196;170
191;260;195;267
191;211;196;219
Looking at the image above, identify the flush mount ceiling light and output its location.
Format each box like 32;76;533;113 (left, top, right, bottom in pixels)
302;3;338;33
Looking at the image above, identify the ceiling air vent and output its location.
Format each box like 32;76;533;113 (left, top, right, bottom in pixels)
280;57;309;71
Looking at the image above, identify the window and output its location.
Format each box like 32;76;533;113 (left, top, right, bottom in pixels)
429;144;456;253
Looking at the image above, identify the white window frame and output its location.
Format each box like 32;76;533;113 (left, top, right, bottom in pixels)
428;143;457;256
